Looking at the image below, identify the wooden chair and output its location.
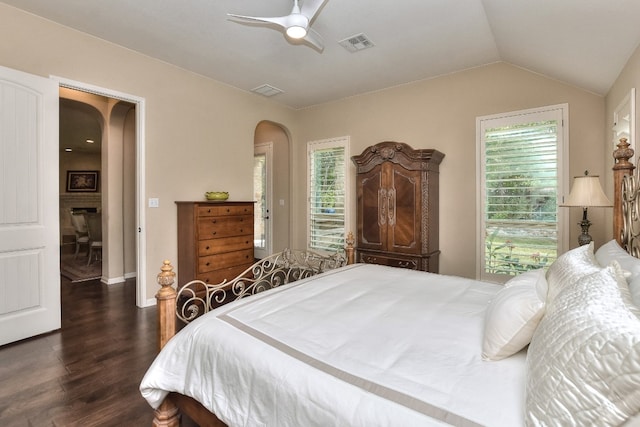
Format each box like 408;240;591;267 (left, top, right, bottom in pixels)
84;213;103;266
69;211;89;259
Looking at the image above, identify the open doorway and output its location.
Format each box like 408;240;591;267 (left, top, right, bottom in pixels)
254;142;273;259
55;78;149;307
254;121;291;255
59;96;105;282
58;88;136;286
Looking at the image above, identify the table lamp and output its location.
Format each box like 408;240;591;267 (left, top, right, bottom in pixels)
561;171;612;246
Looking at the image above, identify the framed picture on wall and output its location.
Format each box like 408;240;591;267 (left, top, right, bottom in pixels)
66;170;99;192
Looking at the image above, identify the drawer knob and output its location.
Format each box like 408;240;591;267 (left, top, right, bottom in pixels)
212;231;217;235
207;209;211;213
205;246;210;250
211;219;217;224
206;262;211;266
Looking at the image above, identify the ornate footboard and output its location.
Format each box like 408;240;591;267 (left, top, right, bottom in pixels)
153;244;353;426
614;138;640;254
175;248;347;324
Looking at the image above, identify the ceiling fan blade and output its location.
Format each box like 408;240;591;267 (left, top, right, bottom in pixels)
226;13;289;29
303;27;324;52
300;0;328;21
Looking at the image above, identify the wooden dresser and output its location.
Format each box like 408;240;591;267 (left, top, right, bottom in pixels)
352;141;444;273
176;201;254;287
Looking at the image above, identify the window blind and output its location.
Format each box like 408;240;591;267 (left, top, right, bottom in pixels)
308;144;346;252
481;114;563;279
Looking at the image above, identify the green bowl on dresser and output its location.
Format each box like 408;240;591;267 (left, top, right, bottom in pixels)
205;191;229;201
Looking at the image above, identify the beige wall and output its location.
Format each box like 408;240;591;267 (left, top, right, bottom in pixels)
293;63;606;278
0;3;296;302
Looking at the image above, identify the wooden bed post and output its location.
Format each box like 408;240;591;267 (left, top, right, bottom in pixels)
613;138;635;246
345;231;355;265
153;260;180;427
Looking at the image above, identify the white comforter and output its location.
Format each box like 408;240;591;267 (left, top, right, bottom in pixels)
140;264;526;427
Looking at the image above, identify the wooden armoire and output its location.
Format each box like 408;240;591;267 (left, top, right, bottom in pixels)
352;141;444;273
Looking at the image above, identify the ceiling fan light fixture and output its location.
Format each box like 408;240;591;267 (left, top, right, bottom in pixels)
227;0;326;50
286;25;307;39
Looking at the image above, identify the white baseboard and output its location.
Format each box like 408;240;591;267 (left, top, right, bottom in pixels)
143;297;157;307
103;276;125;285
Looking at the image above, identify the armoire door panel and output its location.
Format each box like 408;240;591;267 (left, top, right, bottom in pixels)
358;170;385;249
388;168;420;252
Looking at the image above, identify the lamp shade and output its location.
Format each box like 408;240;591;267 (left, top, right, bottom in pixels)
561;175;612;207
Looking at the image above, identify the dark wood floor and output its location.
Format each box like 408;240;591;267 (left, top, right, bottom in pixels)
0;275;196;426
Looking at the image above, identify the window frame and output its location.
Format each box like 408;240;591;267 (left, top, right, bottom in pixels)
476;104;569;282
306;136;351;254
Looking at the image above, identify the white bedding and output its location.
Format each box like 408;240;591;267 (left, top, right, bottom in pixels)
140;264;526;427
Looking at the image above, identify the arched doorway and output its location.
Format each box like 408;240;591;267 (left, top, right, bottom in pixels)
254;121;291;255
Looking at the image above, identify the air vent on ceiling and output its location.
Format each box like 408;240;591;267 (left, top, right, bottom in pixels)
251;84;283;97
339;33;375;53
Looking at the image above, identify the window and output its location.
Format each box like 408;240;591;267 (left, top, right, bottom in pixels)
307;137;350;252
477;105;568;282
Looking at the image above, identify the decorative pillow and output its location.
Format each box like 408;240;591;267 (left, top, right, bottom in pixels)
596;239;640;306
526;262;640;426
545;242;600;303
482;269;547;361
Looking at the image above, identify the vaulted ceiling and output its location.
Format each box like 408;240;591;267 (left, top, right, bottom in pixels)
5;0;640;112
10;0;631;284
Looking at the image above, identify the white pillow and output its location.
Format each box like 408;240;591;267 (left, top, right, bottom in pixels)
481;269;547;361
596;239;640;306
526;262;640;426
545;242;600;303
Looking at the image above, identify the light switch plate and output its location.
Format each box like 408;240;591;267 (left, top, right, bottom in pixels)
149;198;159;208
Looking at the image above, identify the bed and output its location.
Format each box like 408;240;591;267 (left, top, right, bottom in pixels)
141;140;640;426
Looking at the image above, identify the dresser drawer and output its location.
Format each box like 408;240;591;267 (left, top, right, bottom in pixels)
357;250;420;270
198;235;252;256
196;263;253;286
198;215;253;239
198;204;253;217
198;248;254;273
357;249;439;273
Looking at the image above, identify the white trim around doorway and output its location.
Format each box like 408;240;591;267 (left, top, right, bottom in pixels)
51;75;150;308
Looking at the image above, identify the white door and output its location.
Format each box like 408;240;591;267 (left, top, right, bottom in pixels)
254;142;273;259
0;66;60;345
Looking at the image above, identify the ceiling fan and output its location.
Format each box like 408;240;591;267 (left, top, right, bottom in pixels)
227;0;328;52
